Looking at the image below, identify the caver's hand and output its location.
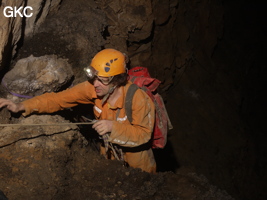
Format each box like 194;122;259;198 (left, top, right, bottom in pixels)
92;120;113;136
0;98;25;113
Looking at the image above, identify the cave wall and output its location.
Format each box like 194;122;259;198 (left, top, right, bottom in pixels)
1;0;223;91
0;0;265;199
98;0;224;93
91;1;266;199
0;0;61;73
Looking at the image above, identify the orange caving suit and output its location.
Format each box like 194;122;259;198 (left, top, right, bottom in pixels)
22;81;156;173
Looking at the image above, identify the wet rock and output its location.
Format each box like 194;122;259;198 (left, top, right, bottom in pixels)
2;55;73;102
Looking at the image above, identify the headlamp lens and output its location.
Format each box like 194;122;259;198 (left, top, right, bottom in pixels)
84;66;97;80
84;66;114;85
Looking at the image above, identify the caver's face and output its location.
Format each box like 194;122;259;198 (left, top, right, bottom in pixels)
92;76;113;97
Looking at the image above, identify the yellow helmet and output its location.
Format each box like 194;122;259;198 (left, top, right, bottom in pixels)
90;49;126;77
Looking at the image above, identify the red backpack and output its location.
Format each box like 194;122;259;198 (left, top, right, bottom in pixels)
126;67;173;148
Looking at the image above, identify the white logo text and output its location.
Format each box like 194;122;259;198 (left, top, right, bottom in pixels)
3;6;33;18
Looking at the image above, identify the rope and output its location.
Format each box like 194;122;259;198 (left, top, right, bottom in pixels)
102;134;123;161
1;79;33;99
0;122;96;127
0;120;126;161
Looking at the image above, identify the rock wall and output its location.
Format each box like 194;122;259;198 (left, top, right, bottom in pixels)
0;0;61;72
98;1;264;199
1;0;263;199
14;0;106;84
98;0;223;93
12;0;223;91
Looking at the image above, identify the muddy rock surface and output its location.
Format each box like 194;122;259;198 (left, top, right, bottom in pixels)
0;108;234;200
0;122;234;200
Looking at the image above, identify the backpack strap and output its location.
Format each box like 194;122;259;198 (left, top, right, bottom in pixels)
125;84;139;123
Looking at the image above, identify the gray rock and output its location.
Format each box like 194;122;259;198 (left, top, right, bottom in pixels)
2;55;73;101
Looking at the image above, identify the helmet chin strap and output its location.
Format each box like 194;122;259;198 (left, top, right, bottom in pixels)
101;84;117;105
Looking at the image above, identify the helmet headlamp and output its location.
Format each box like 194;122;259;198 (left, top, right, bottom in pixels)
84;66;97;80
84;66;114;85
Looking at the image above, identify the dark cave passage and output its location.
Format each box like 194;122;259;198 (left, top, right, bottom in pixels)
165;1;267;199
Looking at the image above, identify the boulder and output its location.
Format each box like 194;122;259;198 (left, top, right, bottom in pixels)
2;55;73;102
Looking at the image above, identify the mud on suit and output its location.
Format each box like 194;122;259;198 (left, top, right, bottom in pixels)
22;81;156;173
